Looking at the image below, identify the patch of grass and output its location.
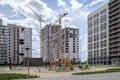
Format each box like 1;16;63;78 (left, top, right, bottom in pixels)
72;68;120;75
0;73;39;80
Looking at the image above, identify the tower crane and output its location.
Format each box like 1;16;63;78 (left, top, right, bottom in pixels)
54;12;68;59
27;5;45;59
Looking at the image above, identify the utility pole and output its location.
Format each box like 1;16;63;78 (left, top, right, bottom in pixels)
26;48;30;78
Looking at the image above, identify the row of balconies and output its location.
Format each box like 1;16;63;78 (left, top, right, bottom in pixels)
110;53;120;57
109;33;120;39
110;38;120;43
109;23;120;30
109;9;120;17
110;43;120;48
109;0;120;8
109;48;120;52
109;28;120;34
109;18;120;26
109;13;120;21
109;2;120;12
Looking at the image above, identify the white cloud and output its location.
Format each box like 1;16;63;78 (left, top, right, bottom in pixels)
70;0;83;11
32;49;40;57
89;0;104;7
62;17;72;27
79;35;88;61
57;0;66;8
28;0;55;20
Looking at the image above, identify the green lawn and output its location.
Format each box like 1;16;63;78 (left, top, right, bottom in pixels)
72;68;120;75
0;73;39;80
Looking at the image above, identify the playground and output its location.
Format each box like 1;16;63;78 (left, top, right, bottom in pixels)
43;58;89;72
0;65;118;78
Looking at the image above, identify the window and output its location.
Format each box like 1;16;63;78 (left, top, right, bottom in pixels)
21;28;24;33
97;34;99;40
100;23;107;31
104;48;107;56
94;35;97;41
100;14;107;23
100;9;107;15
88;17;92;22
100;41;104;48
94;43;97;49
104;40;107;47
97;42;99;48
88;22;92;29
103;32;107;39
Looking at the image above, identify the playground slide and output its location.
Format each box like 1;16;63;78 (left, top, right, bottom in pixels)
56;66;65;72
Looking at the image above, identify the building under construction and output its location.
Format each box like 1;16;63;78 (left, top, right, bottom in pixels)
41;24;79;61
0;19;32;64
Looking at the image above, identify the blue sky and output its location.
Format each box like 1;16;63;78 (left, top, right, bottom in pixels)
0;0;109;61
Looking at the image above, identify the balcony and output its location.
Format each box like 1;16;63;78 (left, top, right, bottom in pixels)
109;0;120;8
19;39;24;44
109;29;120;35
110;38;120;43
109;14;120;21
110;43;120;47
109;48;120;52
109;23;120;30
110;53;120;57
19;53;24;56
109;33;120;39
109;18;120;26
109;10;120;17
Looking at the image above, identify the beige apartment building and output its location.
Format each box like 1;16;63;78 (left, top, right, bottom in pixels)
109;0;120;65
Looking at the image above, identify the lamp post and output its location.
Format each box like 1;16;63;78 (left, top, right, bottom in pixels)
26;48;30;78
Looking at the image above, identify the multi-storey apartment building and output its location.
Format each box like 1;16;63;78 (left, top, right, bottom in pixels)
62;27;79;60
0;19;32;64
109;0;120;65
88;4;109;65
0;21;8;64
41;24;79;61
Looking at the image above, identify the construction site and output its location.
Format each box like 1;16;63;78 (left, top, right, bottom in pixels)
21;6;80;72
28;6;79;62
0;6;80;73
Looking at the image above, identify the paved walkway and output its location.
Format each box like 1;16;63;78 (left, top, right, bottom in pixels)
18;72;120;80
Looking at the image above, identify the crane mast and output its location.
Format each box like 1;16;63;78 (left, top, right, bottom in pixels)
27;6;45;59
55;12;68;59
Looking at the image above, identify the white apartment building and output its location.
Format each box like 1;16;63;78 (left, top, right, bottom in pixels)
41;24;79;61
88;4;110;65
0;19;32;64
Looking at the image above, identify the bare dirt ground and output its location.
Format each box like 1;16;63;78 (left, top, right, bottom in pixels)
0;66;118;78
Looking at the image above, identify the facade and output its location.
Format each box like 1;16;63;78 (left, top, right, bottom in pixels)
0;19;32;64
62;27;79;60
109;0;120;65
41;24;79;61
88;4;109;65
0;22;8;64
41;24;51;61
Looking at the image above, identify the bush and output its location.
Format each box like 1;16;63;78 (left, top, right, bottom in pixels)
72;68;120;75
70;66;74;70
0;73;39;80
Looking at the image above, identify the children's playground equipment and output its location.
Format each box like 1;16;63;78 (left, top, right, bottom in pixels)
78;64;89;71
49;58;73;72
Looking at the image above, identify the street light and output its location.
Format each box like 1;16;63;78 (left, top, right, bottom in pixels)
26;48;30;78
